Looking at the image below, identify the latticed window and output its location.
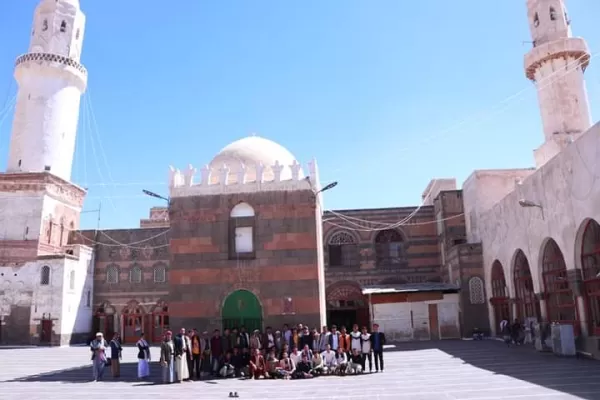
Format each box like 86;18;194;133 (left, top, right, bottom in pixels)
374;229;404;266
514;250;537;320
130;266;142;283
468;277;485;304
542;239;576;324
106;265;119;284
582;219;600;334
327;231;358;267
154;266;166;283
40;266;50;285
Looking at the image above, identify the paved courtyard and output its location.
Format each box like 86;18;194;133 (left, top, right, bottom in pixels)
1;340;600;400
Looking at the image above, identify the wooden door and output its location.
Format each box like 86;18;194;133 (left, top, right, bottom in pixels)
40;319;53;344
123;314;143;343
428;304;440;340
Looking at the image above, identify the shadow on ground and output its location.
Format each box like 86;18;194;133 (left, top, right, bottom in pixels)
390;340;600;400
6;361;241;386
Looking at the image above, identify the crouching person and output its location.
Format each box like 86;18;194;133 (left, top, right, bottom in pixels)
219;351;235;378
348;349;363;374
292;355;314;379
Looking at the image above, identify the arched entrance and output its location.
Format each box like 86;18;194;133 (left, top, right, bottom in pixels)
93;302;116;341
490;260;510;332
222;290;263;332
151;301;169;343
581;219;600;335
326;282;369;329
121;301;146;344
542;239;578;332
513;250;540;322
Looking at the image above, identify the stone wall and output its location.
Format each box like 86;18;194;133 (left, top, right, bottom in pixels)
322;206;440;288
168;189;322;331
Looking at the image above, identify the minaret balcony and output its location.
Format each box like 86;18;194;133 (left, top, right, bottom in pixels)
524;37;589;81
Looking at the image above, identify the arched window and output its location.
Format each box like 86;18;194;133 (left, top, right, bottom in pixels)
60;21;67;32
327;231;358;267
533;12;540;27
40;266;50;285
374;230;405;267
154;265;166;283
549;7;557;20
42;19;48;32
130;265;142;283
468;277;485;304
106;265;119;284
69;270;75;290
229;202;255;257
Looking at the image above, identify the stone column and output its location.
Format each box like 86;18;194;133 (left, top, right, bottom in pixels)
534;292;547;321
567;268;588;337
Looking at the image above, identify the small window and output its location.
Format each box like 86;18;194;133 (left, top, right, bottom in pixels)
69;270;75;290
549;7;557;21
75;28;80;40
86;290;91;307
234;227;254;253
106;265;119;284
60;21;67;33
42;19;48;32
154;266;166;283
130;266;142;283
327;231;358;267
41;266;50;285
533;12;540;27
18;159;21;167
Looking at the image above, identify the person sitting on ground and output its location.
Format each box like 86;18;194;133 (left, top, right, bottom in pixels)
293;354;314;379
279;352;295;380
335;347;349;376
311;351;324;376
266;348;280;378
321;344;337;375
231;347;245;378
348;349;363;375
240;347;251;377
249;348;268;379
219;351;235;378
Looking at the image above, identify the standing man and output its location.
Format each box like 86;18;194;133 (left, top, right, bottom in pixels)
190;329;201;380
370;324;386;372
174;328;190;382
109;333;122;378
160;331;175;384
90;332;108;382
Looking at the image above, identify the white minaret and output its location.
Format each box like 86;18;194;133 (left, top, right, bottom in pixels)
524;0;592;168
6;0;87;181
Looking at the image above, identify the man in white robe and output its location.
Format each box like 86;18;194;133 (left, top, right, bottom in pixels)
174;328;190;382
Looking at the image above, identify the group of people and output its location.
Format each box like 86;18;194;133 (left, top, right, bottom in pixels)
89;331;151;382
88;322;387;384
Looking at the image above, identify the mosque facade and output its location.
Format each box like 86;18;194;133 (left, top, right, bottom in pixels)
1;0;600;359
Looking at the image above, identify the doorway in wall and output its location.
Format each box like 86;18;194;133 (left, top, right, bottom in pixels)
40;319;52;344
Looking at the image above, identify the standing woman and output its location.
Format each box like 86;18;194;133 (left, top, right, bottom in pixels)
136;332;151;380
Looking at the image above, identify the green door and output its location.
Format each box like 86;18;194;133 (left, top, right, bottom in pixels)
222;290;263;332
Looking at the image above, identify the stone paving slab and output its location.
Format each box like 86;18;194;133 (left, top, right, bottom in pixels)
1;340;600;399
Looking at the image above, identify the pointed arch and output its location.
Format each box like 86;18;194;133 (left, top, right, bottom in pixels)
122;300;146;344
129;264;142;283
579;219;600;335
490;260;510;332
541;238;578;330
513;249;539;321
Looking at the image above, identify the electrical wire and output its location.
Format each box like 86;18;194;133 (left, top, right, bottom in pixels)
323;212;465;232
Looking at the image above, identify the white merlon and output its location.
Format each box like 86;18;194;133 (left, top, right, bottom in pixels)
169;159;319;197
525;0;592;168
6;0;87;182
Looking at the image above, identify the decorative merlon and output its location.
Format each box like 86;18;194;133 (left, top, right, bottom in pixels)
169;159;320;197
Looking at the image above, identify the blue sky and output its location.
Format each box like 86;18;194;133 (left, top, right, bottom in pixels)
0;1;599;230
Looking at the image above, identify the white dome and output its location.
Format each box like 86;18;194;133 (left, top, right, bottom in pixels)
209;135;304;183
